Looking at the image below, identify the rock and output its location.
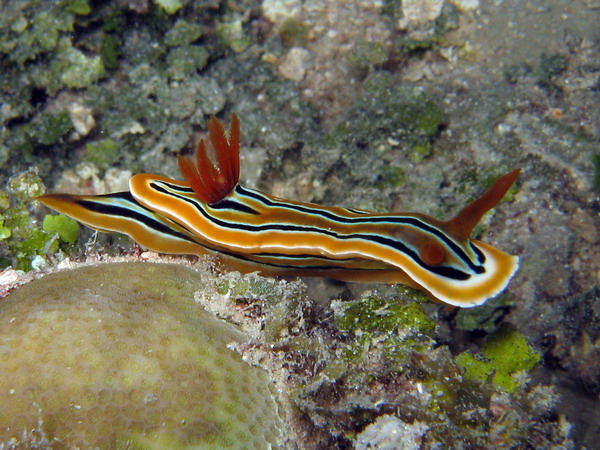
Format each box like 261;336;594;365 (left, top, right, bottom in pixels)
278;47;313;81
355;415;429;449
449;0;480;11
262;0;302;26
401;0;445;24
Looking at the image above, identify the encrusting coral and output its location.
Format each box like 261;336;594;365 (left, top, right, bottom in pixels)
0;262;282;448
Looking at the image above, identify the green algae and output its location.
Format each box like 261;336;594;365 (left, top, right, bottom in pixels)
435;4;459;33
0;170;78;270
32;7;75;51
1;218;56;270
1;2;75;65
165;19;203;47
504;52;568;90
331;291;436;376
65;0;92;15
0;191;8;211
216;17;252;53
33;11;66;51
360;73;442;138
390;4;457;56
328;72;442;152
409;142;432;163
347;41;388;70
98;9;125;70
376;165;405;189
101;8;125;32
55;41;105;88
456;326;541;393
5;110;72;162
13;228;60;268
166;45;209;80
153;0;183;14
42;214;80;244
100;33;121;69
85;138;120;169
33;111;72;146
25;36;105;93
380;0;401;19
336;292;435;336
396;35;446;55
87;83;169;140
0;218;10;241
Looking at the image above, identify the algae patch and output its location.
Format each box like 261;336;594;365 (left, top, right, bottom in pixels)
335;292;435;336
42;214;79;244
456;325;541;393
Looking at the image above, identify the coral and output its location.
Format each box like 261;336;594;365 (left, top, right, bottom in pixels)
456;326;541;393
0;263;283;448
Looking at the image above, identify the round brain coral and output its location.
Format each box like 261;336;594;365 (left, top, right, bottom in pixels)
0;262;282;448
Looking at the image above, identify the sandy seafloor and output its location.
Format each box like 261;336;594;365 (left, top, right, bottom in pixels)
0;0;599;447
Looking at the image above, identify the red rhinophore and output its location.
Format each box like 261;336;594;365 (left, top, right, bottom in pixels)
177;113;241;204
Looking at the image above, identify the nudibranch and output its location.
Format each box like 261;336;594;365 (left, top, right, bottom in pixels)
38;114;520;307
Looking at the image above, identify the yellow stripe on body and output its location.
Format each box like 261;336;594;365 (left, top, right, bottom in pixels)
129;173;519;307
38;114;521;308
